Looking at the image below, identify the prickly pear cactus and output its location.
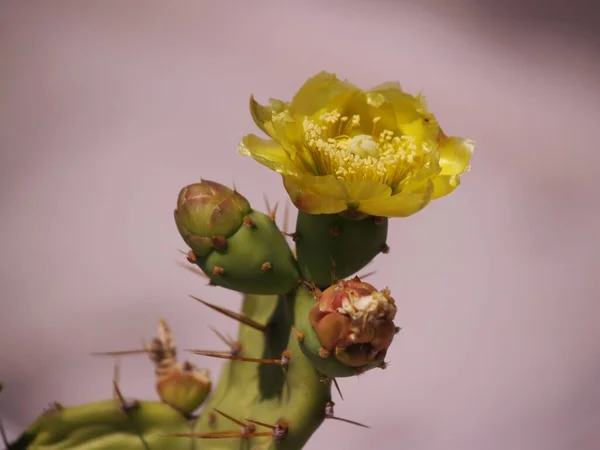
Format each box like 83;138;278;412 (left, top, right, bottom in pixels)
2;71;474;449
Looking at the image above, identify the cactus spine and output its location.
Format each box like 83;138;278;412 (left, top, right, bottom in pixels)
2;71;473;449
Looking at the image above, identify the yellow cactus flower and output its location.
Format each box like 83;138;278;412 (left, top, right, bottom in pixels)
238;71;475;217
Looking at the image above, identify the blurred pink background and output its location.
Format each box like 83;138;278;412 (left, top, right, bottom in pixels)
1;1;599;449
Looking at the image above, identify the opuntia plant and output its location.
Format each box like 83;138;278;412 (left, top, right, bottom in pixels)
2;71;474;450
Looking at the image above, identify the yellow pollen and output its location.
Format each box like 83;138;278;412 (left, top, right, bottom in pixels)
302;112;436;185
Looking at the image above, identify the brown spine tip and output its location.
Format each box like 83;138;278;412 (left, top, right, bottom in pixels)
186;250;197;264
242;215;255;227
381;243;390;254
211;236;228;251
395;326;402;334
291;325;304;342
329;225;340;237
261;261;272;272
212;266;225;276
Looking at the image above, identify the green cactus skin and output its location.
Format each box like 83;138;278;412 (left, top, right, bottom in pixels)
295;212;389;288
195;210;301;295
7;291;332;450
175;181;301;295
190;292;331;450
8;401;193;450
6;183;392;450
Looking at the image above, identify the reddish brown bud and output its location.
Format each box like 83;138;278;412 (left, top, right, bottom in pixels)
308;277;397;368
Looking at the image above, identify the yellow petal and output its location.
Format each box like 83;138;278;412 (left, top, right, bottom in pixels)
369;81;403;92
238;134;299;175
289;71;357;116
430;174;461;200
292;175;390;202
438;135;475;175
283;175;347;214
358;180;434;217
249;95;276;137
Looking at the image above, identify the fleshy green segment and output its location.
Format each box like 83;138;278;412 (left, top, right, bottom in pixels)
192;292;331;450
195;210;301;295
10;292;331;450
295;212;388;287
9;401;192;449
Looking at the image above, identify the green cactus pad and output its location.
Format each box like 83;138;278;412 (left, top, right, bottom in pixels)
194;210;300;295
295;212;388;287
190;292;331;450
8;400;193;449
8;291;332;450
293;285;383;378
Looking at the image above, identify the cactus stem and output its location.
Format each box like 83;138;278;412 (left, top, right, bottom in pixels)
190;296;267;332
324;402;370;428
212;266;225;276
261;261;272;272
189;350;291;366
381;243;390;254
329;225;341;237
211;236;228;250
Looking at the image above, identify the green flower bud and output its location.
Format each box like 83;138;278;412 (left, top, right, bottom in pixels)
174;180;251;256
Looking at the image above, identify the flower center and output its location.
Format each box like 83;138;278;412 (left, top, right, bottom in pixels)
302;109;436;186
347;134;379;158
